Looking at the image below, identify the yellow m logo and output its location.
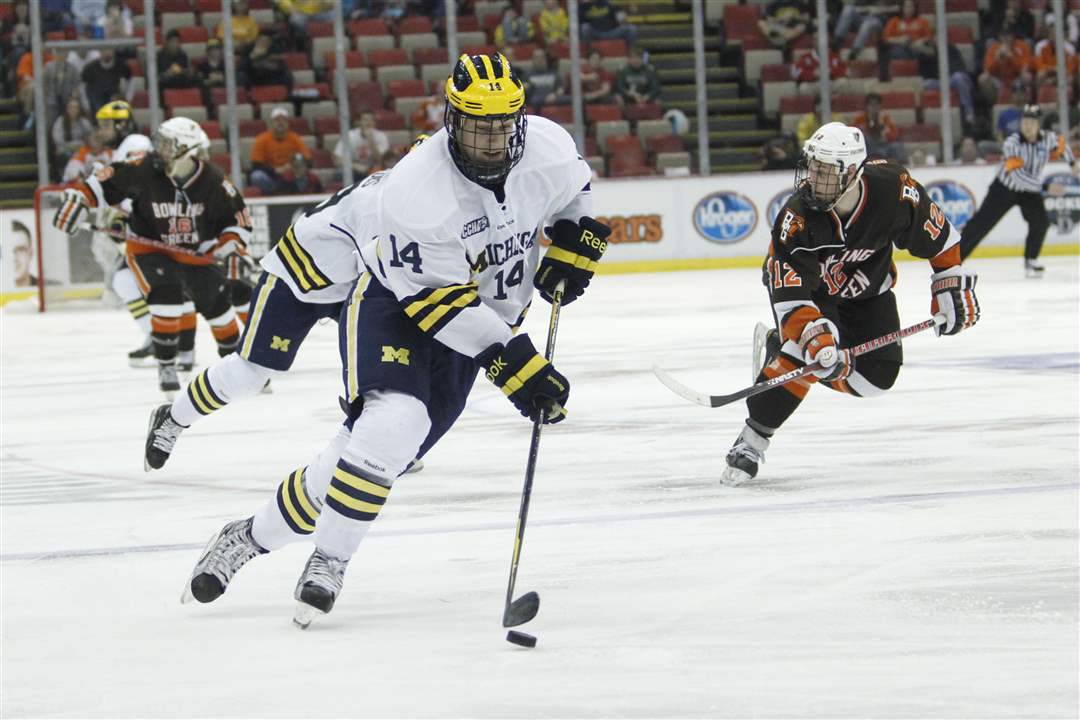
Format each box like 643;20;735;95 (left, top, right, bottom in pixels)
381;346;410;365
271;336;291;352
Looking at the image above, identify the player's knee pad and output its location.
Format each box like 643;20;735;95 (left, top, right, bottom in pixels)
840;359;900;397
340;389;431;483
205;352;271;402
111;266;143;303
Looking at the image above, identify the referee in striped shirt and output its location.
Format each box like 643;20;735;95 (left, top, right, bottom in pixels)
959;104;1079;276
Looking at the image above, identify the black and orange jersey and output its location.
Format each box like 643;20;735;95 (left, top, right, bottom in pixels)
77;156;252;265
765;160;961;342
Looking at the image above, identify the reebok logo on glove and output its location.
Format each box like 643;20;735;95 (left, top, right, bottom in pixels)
486;357;508;383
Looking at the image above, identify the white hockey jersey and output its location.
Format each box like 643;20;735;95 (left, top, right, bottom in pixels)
259;171;388;304
358;116;593;358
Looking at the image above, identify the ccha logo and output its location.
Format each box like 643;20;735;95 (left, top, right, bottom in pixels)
461;216;490;239
925;181;975;230
767;190;795;226
693;192;758;244
1043;173;1080;236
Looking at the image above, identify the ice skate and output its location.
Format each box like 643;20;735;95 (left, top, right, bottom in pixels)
177;350;195;373
751;322;781;380
260;379;273;394
181;517;266;604
1024;258;1045;278
292;548;349;629
128;337;155;367
721;425;770;486
144;403;186;471
158;363;180;399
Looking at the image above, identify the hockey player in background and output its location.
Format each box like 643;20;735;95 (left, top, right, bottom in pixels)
91;100;156;365
175;53;611;628
143;136;430;472
721;122;981;486
54;117;253;397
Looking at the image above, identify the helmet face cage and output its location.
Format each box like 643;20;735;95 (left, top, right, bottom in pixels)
794;154;857;212
151;128;199;178
444;104;527;186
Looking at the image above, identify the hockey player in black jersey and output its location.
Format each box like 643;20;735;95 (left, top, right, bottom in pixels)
721;122;981;485
53;117;253;397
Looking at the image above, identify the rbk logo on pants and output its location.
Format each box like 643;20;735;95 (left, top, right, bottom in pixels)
271;336;291;352
381;346;410;365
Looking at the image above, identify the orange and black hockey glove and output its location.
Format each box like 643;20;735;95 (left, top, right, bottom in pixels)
930;266;980;336
534;217;612;305
798;318;853;381
477;334;570;424
53;187;93;236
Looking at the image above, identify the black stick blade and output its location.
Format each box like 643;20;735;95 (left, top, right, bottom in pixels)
502;591;540;627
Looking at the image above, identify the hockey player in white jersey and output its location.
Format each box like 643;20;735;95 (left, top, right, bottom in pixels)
177;52;612;628
91;100;157;365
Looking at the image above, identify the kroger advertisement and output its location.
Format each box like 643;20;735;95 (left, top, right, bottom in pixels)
588;162;1079;265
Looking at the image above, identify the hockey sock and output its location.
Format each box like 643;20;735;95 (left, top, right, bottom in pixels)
127;298;150;326
178;311;196;358
170;352;271;426
207;308;240;357
315;458;392;559
150;315;181;362
745;349;815;432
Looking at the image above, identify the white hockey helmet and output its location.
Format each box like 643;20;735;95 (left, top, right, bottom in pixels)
795;121;867;211
152;116;206;180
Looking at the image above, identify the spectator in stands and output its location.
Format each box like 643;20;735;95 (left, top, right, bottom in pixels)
494;6;534;46
39;0;75;34
761;131;800;170
986;0;1035;44
796;95;842;144
524;49;563;110
96;0;133;40
851;91;904;160
71;0;106;36
198;38;227;106
52;95;94;168
250;106;312;194
278;0;336;37
953;135;986;164
757;0;809;56
1032;17;1079;88
616;46;661;106
279;152;323;194
62;127;111;181
538;0;570;45
833;0;892;61
996;79;1029;141
579;51;615;104
3;1;32;65
218;0;262;53
410;94;444;133
81;48;132;115
15;49;45;119
978;28;1032;108
581;0;637;46
157;29;200;97
791;39;851;94
43;54;84;131
882;0;932;64
333;110;389;180
918;41;976;126
241;33;293;90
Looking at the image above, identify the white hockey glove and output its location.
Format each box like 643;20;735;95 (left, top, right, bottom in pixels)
930;266;979;336
53;188;90;236
220;251;257;281
799;317;852;382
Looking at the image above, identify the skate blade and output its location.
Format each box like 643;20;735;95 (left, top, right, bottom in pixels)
720;466;752;487
129;358;157;369
292;601;326;629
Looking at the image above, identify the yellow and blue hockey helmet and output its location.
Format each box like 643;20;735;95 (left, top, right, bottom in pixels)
443;53;527;186
95;100;137;145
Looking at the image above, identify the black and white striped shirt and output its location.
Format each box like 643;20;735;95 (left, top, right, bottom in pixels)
997;130;1076;193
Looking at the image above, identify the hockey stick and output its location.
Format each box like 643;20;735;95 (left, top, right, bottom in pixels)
502;280;566;629
654;314;946;409
80;223;253;269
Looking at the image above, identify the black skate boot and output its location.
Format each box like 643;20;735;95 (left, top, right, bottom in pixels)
144;403;186;471
158;363;180;399
128;338;154;368
182;517;267;604
293;548;350;629
721;425;771;486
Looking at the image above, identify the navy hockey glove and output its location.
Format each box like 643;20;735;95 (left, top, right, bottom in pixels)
799;318;852;382
930;266;979;336
534;217;611;305
53;188;90;236
478;334;570;424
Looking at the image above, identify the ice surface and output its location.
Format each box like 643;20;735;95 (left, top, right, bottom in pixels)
2;257;1078;718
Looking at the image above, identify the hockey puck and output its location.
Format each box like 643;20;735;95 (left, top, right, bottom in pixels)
506;630;537;648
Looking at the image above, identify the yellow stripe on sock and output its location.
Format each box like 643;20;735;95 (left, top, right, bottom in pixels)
290;470;319;522
332;466;391;498
327;485;383;516
281;476;316;532
195;372;224;410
